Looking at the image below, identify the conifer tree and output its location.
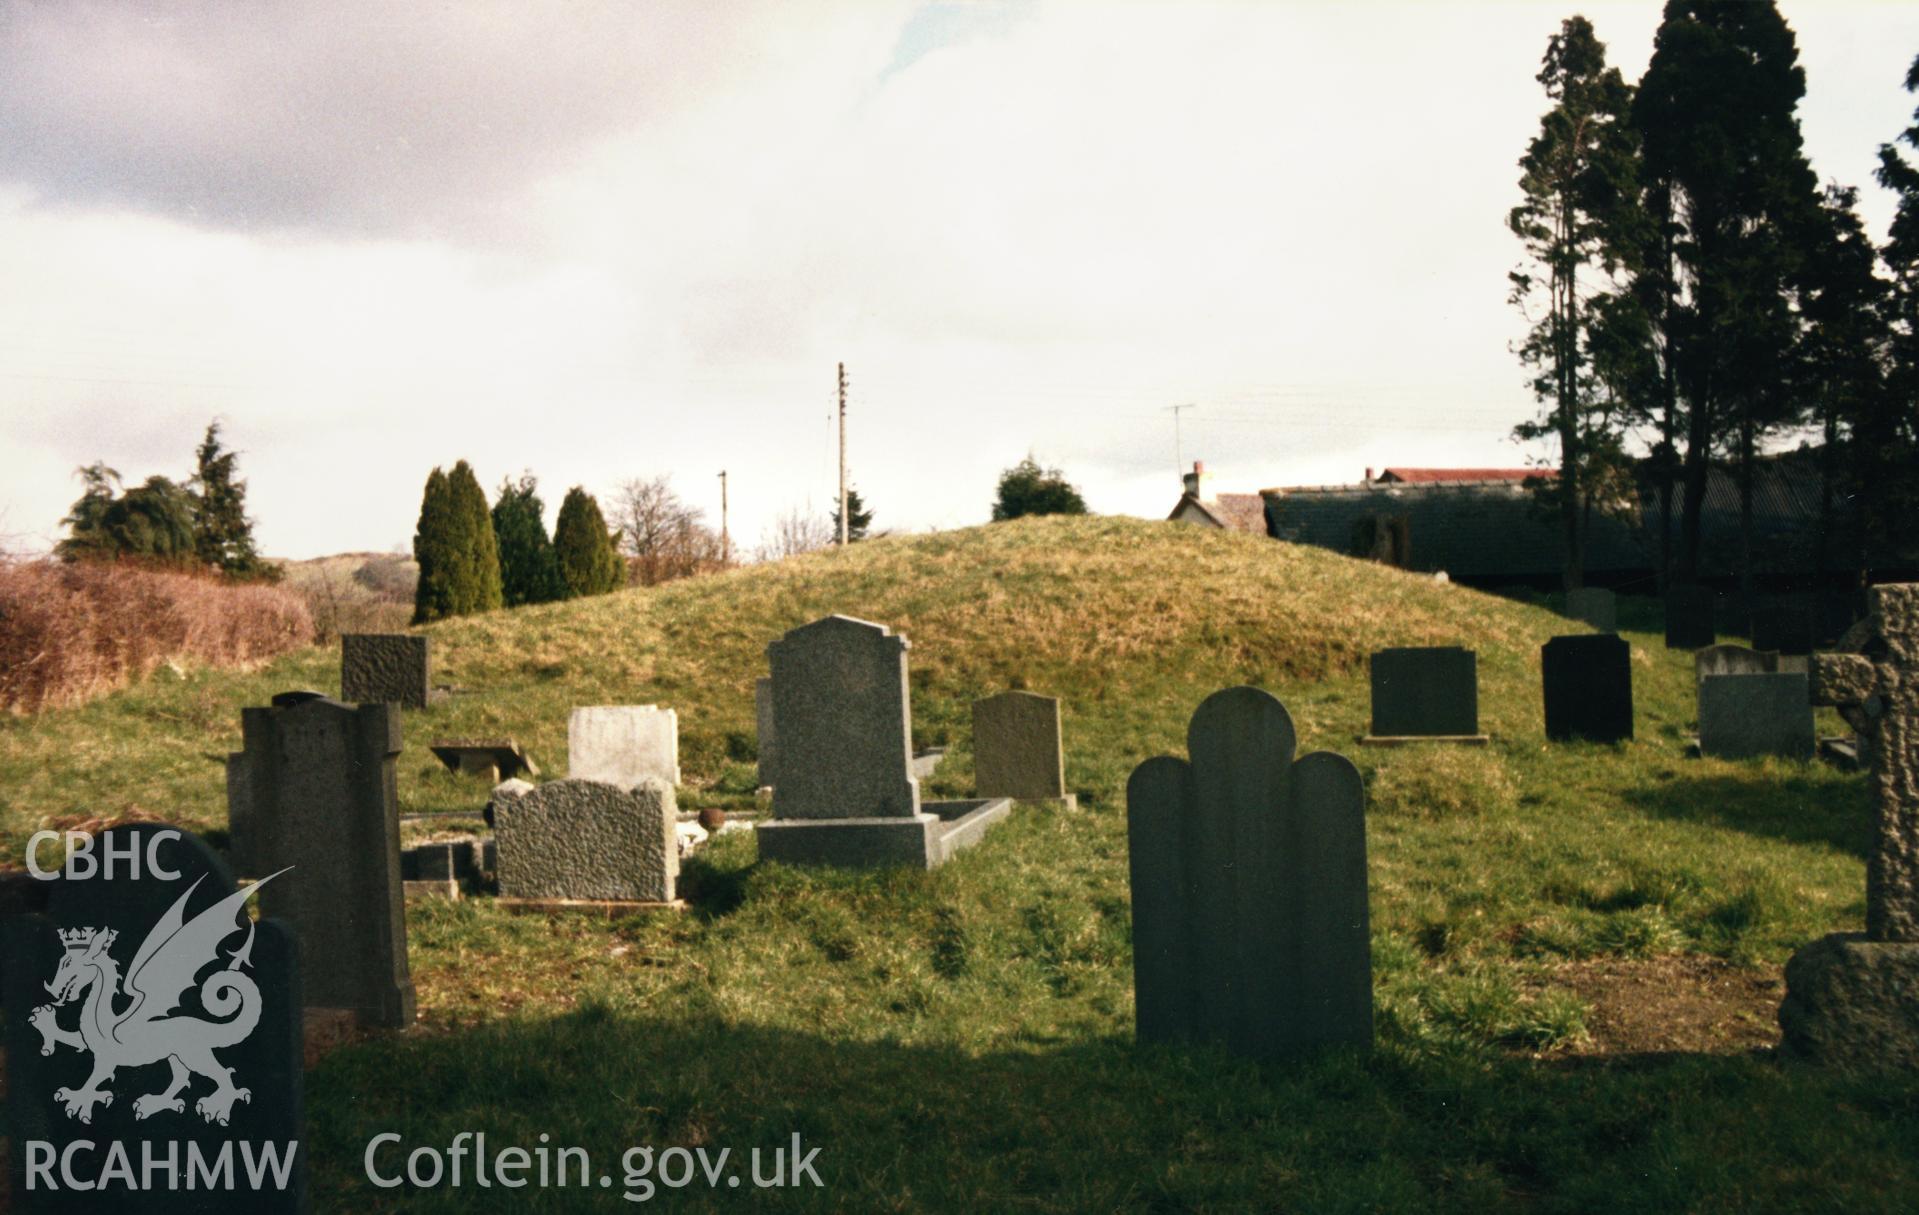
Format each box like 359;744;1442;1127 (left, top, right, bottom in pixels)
188;420;272;579
829;487;874;541
554;486;623;597
447;460;504;613
412;466;458;623
492;474;565;607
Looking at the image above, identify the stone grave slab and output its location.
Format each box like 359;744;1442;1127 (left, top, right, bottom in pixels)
973;690;1072;805
1542;633;1633;743
1665;584;1716;650
568;705;680;788
1698;673;1815;761
755;615;1010;868
1127;686;1372;1061
1362;646;1486;743
340;633;428;710
495;777;679;907
2;823;307;1213
428;738;538;783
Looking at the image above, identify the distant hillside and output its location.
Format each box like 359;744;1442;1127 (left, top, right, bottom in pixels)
279;551;417;639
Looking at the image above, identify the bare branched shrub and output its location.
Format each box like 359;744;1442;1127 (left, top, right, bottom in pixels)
0;559;314;713
757;502;835;561
612;475;728;585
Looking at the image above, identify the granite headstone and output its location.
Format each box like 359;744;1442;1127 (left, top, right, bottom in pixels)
972;691;1067;800
339;633;428;710
494;777;679;903
568;705;680;788
1367;646;1480;737
1698;673;1815;760
1542;633;1633;743
766;615;918;821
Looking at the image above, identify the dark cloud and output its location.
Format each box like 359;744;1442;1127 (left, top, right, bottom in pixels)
0;1;795;237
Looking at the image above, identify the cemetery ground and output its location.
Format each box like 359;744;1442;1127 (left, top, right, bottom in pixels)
2;516;1914;1211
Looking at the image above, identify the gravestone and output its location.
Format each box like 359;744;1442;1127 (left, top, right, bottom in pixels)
494;777;678;904
1665;584;1716;650
1779;584;1919;1067
754;616;1011;868
973;691;1069;802
226;694;414;1029
1751;600;1814;656
1541;633;1633;743
568;705;680;788
755;677;778;788
1694;644;1780;685
1565;587;1617;632
2;823;307;1213
339;633;428;710
1364;646;1483;741
1127;686;1371;1060
1698;673;1815;761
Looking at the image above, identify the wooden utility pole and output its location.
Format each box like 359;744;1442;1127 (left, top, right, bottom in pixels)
837;362;849;547
718;469;729;565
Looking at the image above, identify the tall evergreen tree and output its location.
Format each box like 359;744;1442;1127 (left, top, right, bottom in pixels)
492;474;565;607
829;486;874;542
412;466;459;623
991;457;1088;521
1633;0;1823;599
446;460;504;613
1508;15;1642;590
554;486;623;597
188;420;271;579
1874;53;1919;560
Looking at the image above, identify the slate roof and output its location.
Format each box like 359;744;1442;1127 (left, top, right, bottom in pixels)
1375;468;1543;484
1169;492;1268;534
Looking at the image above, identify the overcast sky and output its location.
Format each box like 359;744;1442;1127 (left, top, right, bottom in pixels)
4;0;1918;559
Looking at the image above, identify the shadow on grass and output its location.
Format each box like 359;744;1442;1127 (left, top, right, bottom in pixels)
302;1006;1919;1214
1622;770;1872;858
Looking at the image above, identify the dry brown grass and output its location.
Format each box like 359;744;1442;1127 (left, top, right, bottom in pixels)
0;558;314;713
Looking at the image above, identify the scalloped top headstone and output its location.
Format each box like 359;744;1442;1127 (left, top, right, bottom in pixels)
1;823;306;1213
972;691;1066;800
766;616;919;821
1810;584;1919;942
1126;687;1372;1060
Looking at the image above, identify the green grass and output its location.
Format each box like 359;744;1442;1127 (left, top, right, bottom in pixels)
3;516;1912;1212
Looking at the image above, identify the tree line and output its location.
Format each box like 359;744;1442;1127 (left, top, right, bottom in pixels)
1509;1;1919;600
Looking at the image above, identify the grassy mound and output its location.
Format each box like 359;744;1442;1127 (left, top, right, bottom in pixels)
3;516;1912;1211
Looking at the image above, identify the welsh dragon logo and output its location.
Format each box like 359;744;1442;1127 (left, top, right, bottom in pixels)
29;870;284;1127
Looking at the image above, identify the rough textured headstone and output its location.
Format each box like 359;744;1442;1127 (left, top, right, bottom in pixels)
1779;584;1919;1067
1127;687;1371;1060
1542;633;1633;743
568;705;679;788
1698;673;1814;760
339;633;428;710
766;615;918;821
1665;584;1716;650
1751;600;1814;656
973;691;1067;800
2;823;307;1213
755;677;778;788
494;777;679;903
226;695;415;1029
1565;587;1617;632
1694;643;1780;685
1367;647;1480;738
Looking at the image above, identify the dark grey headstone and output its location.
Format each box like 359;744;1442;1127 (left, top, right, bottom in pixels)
1368;647;1479;737
226;695;414;1029
339;633;428;710
973;691;1067;799
766;616;918;821
2;823;306;1213
1542;633;1633;743
1565;587;1617;632
495;778;678;902
1126;687;1371;1061
1665;584;1716;650
1698;673;1815;760
754;677;778;788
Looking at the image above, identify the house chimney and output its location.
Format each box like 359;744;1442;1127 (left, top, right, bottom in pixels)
1365;466;1374;482
1182;460;1216;502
